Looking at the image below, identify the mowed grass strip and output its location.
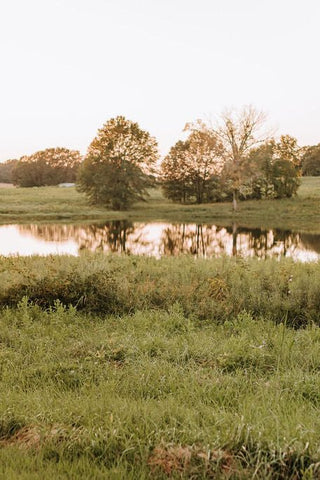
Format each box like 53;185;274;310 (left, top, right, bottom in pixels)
1;303;320;478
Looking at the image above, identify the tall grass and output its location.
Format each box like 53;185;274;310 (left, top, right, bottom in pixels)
1;303;320;477
0;254;320;326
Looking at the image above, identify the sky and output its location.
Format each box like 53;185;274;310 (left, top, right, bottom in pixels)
0;0;319;162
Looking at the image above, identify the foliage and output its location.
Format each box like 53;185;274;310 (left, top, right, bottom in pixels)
272;134;303;168
247;137;301;199
161;122;223;204
161;140;192;203
161;106;268;209
0;159;18;183
161;111;303;205
271;158;301;197
302;144;320;176
12;148;82;187
77;116;159;210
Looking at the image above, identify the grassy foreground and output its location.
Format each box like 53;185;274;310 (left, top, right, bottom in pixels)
1;301;320;478
1;251;320;478
0;177;319;232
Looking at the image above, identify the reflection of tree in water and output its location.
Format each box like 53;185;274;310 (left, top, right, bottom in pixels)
17;222;320;259
161;224;231;257
300;233;320;254
19;221;137;253
77;221;135;253
18;224;80;242
162;223;306;259
272;229;301;258
226;225;301;259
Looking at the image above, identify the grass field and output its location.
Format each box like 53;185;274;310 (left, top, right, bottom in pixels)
1;300;320;479
0;179;319;477
0;254;319;477
0;177;319;232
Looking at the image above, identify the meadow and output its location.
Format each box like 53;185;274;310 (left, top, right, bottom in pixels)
1;299;320;478
0;255;319;477
0;178;320;478
0;176;319;232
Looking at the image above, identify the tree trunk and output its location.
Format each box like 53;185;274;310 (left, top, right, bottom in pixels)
232;189;238;211
232;222;238;257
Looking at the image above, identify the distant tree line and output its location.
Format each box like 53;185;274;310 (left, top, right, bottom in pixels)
0;107;319;211
0;159;18;183
0;148;82;186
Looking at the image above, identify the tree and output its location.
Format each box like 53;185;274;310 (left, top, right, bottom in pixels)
77;116;159;210
0;159;18;183
161;140;192;203
161;121;223;204
244;142;275;199
301;144;320;176
271;135;302;168
12;148;82;187
271;158;300;197
213;105;268;211
246;138;301;198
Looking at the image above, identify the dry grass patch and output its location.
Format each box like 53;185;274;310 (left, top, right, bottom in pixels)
148;443;237;477
0;424;72;450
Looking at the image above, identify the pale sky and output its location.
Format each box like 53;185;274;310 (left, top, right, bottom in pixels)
1;0;319;162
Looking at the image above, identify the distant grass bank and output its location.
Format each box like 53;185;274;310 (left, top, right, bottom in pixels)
1;302;320;478
0;177;319;232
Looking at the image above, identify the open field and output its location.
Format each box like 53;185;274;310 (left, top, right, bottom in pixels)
1;299;320;478
0;177;319;232
0;181;319;477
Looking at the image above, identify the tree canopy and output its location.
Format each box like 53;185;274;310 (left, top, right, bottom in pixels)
243;136;301;199
214;106;268;210
161;111;302;206
301;144;320;176
12;148;82;187
76;116;159;210
161;121;223;204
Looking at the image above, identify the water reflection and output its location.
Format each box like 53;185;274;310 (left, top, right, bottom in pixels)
0;222;319;261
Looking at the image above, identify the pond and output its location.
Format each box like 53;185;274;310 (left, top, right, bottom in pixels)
1;221;320;261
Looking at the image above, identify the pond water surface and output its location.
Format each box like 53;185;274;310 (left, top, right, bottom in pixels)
1;222;320;261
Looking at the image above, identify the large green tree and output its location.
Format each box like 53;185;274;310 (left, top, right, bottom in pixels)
12;148;82;187
246;137;301;198
161;121;223;204
77;116;159;210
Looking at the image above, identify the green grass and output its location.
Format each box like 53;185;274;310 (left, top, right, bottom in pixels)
0;174;319;478
1;301;320;478
1;254;320;326
0;177;319;232
0;254;320;477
